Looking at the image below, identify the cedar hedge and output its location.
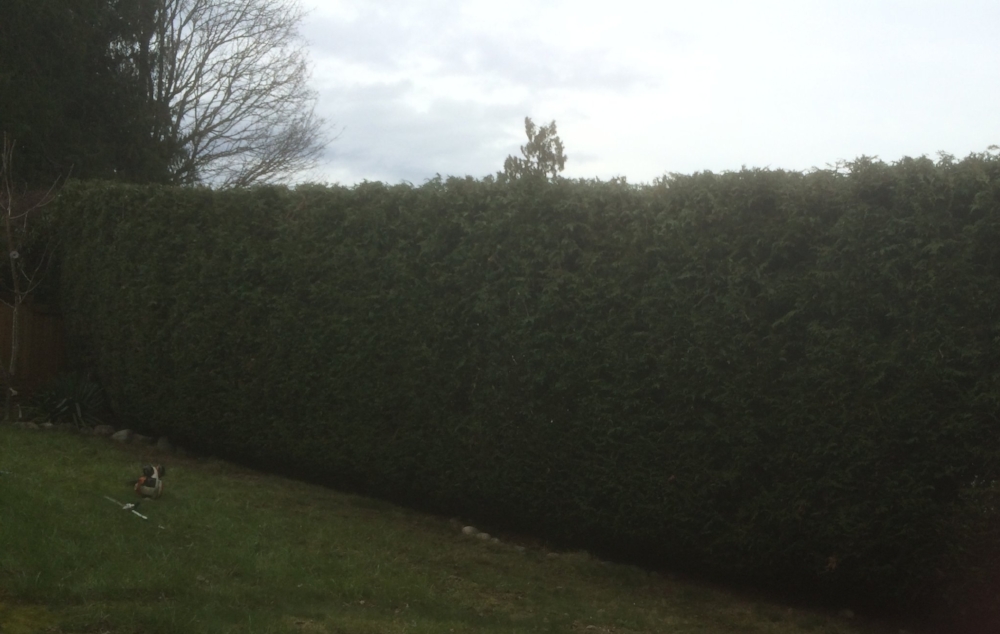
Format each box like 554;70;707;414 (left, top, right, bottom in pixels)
55;151;1000;630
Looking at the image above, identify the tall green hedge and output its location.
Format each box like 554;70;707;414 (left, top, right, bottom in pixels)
55;151;1000;629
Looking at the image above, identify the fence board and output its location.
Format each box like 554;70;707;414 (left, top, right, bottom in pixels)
0;301;66;396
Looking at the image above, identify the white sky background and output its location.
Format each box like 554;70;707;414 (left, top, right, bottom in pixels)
296;0;1000;185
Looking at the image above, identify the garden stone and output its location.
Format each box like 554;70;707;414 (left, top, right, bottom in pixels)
93;424;115;437
39;422;54;430
133;433;154;445
476;532;491;541
156;436;173;451
110;429;133;442
461;526;478;536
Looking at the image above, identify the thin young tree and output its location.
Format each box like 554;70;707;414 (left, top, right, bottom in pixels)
503;117;567;181
125;0;330;188
0;136;61;421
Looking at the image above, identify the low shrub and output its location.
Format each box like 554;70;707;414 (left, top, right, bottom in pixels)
32;371;106;427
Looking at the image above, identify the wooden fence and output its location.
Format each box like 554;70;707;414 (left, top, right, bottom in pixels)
0;301;66;396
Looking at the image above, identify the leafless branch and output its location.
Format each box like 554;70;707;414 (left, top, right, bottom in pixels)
139;0;329;188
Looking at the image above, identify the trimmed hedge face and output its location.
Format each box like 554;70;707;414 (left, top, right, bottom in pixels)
56;154;1000;629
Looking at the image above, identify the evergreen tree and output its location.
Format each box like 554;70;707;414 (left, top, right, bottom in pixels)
0;0;174;186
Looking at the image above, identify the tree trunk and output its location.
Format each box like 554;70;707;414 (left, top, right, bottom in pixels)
3;296;20;422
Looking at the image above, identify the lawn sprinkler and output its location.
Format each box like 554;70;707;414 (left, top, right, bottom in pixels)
104;495;148;520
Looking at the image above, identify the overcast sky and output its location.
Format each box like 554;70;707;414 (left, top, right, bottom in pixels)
296;0;1000;185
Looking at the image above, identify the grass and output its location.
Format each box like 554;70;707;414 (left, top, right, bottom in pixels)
0;425;905;634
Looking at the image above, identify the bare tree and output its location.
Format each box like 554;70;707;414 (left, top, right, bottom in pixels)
0;135;61;421
133;0;329;188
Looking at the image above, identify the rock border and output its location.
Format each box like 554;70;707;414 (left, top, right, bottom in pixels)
5;420;183;455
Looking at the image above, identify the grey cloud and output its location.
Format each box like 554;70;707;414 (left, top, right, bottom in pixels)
432;33;654;93
302;6;655;93
301;15;421;69
298;0;1000;186
302;0;468;69
314;86;528;184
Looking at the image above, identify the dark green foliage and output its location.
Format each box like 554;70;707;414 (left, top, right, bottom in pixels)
32;371;106;427
0;0;176;187
54;150;1000;630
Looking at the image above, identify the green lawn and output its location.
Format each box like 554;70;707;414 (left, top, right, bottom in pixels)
0;425;903;634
